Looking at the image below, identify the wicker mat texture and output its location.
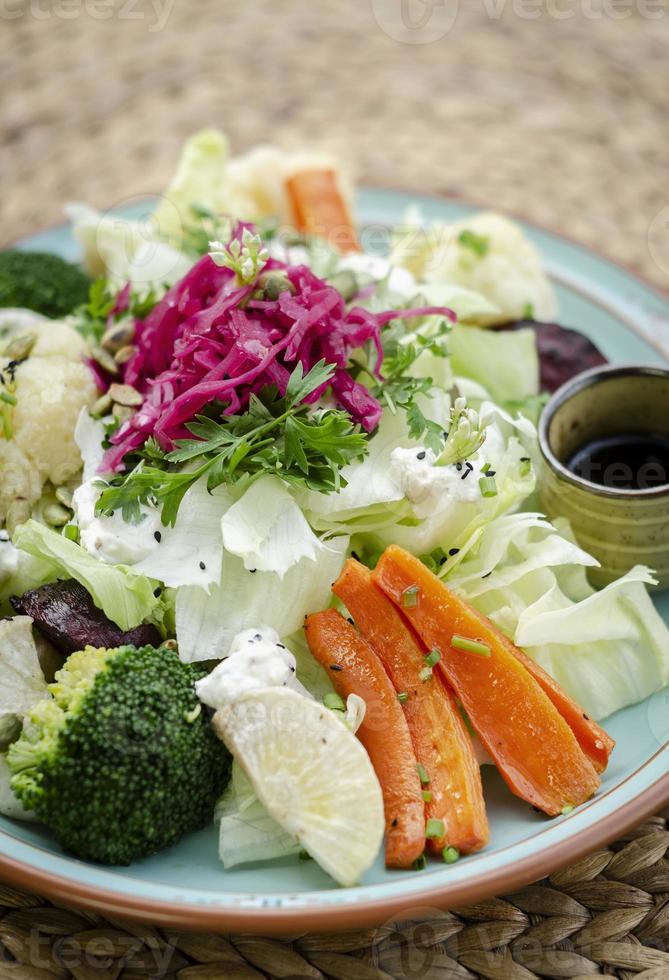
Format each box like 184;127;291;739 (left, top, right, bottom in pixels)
1;2;669;977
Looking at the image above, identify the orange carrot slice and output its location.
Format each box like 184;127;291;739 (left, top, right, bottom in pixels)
333;559;489;856
372;546;601;816
511;647;614;773
305;609;425;869
285;169;360;254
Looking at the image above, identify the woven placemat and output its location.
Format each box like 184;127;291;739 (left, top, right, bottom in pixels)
2;0;669;289
0;809;667;978
2;3;669;976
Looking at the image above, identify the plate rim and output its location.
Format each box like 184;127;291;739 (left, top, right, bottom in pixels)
2;188;669;933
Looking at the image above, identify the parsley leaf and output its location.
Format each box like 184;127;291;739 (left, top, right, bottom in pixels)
95;360;368;526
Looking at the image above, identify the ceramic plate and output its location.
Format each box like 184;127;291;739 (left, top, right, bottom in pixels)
3;189;669;933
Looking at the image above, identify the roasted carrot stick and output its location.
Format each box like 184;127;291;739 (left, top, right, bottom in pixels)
285;169;360;254
333;559;489;856
511;647;614;773
305;609;425;869
372;546;601;817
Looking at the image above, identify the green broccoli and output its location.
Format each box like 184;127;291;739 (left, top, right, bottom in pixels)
0;250;91;319
7;644;231;865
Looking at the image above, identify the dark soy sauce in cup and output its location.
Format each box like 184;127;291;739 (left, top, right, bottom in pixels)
566;432;669;490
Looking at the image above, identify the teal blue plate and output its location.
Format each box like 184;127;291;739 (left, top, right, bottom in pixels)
4;189;669;933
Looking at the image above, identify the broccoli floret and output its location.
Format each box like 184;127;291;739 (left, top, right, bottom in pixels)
7;644;231;865
0;251;90;319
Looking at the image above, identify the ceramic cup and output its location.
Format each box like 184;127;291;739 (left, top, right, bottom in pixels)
538;364;669;590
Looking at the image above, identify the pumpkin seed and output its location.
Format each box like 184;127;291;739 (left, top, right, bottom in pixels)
114;344;136;365
4;333;36;361
91;346;120;376
44;503;71;528
109;383;143;407
90;393;113;418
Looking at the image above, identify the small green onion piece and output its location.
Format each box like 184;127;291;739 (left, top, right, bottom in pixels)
419;666;433;682
397;692;409;704
426;818;445;840
413;853;427;871
422;790;433;803
425;649;441;667
62;524;79;543
401;584;420;608
0;391;17;406
442;846;460;864
481;462;491;474
561;804;574;816
479;475;498;498
451;635;492;658
324;692;346;712
417;763;430;785
520;458;532;478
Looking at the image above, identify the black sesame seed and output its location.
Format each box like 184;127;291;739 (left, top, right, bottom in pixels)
448;548;460;556
254;633;262;641
391;818;399;828
417;451;426;460
487;469;497;478
154;531;162;543
277;643;286;649
199;561;206;570
330;664;344;672
249;569;257;574
455;462;463;472
153;587;162;597
439;556;447;565
347;617;354;625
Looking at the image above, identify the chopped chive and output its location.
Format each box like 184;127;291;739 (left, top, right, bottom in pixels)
397;692;409;704
426;818;445;840
0;391;17;405
561;804;574;816
443;846;460;864
425;649;441;667
324;693;346;712
62;524;79;543
417;763;430;785
413;853;427;871
419;666;433;682
401;584;420;608
451;635;492;658
481;461;491;474
422;790;433;803
479;475;498;498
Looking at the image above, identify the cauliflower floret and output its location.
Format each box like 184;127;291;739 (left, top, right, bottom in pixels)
13;356;97;486
1;311;97;526
392;211;557;325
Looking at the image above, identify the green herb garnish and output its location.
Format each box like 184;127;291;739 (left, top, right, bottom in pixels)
458;229;490;258
451;635;492;658
95;360;368;526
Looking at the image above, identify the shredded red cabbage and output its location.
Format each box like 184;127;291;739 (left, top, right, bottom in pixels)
102;229;455;472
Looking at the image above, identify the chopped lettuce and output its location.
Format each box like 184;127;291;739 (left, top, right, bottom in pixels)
221;476;323;577
450;323;540;405
131;479;232;590
176;535;349;663
13;521;159;632
447;514;669;719
0;617;49;749
216;762;300;868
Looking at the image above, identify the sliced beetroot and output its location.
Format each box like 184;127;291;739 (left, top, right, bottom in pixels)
10;579;162;655
504;320;607;393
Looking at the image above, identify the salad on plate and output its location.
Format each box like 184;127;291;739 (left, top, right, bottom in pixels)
1;129;667;888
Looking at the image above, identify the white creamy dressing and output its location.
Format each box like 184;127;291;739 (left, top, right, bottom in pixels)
389;426;504;521
195;627;305;708
72;479;163;566
196;627;366;733
0;531;19;586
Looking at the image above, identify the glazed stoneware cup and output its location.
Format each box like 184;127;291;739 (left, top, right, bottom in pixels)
538;364;669;590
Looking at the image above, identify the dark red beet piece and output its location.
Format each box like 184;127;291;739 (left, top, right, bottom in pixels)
503;320;607;393
10;580;161;655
